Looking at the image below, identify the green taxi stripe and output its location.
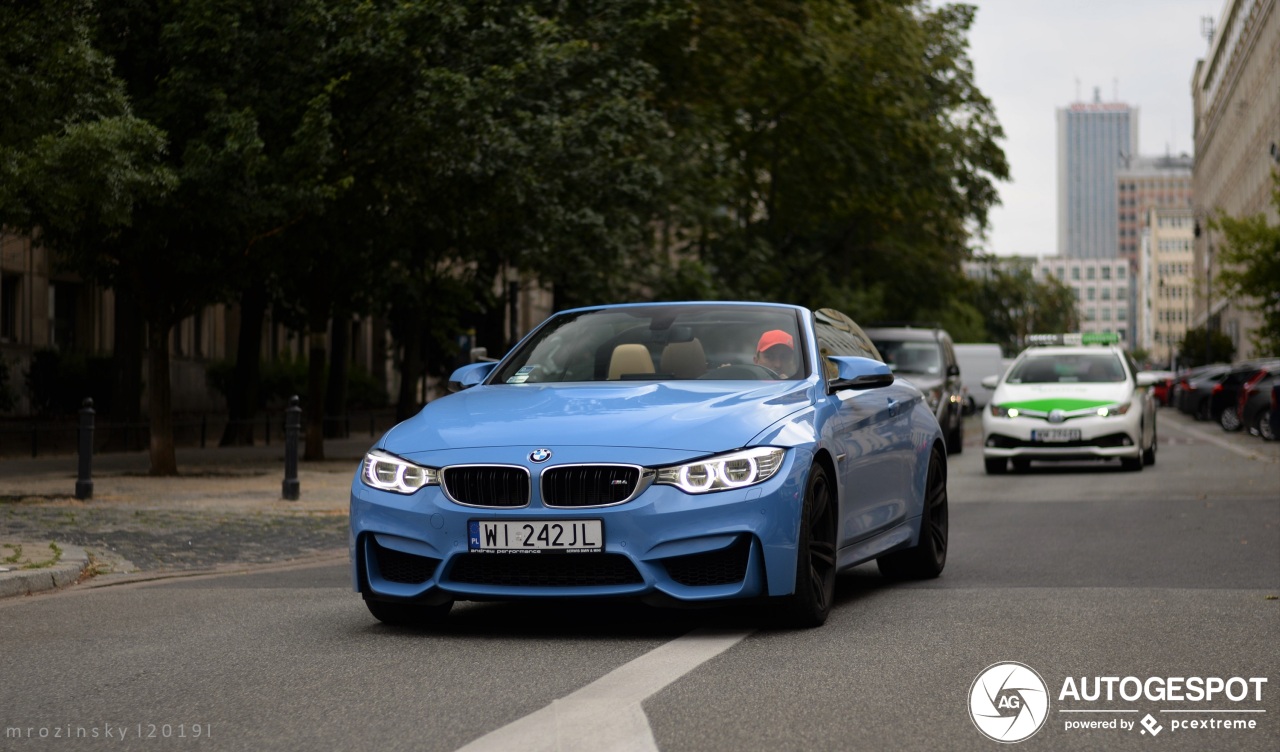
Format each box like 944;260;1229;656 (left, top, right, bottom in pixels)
997;398;1113;412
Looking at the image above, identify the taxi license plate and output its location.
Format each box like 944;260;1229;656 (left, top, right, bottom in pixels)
468;520;603;553
1032;429;1081;442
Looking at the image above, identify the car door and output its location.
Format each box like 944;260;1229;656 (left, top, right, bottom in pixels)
813;310;914;547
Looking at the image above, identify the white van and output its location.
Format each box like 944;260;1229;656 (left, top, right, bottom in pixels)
954;343;1005;411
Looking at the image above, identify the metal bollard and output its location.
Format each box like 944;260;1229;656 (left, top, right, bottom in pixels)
75;398;94;500
282;395;301;500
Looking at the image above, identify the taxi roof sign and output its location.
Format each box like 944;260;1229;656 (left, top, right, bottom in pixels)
1027;332;1121;346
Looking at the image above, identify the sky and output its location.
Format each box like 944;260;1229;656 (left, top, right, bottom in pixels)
962;0;1225;257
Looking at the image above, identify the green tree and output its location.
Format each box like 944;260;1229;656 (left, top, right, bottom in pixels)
644;0;1008;320
1178;327;1235;368
967;259;1078;355
0;0;173;233
1210;172;1280;355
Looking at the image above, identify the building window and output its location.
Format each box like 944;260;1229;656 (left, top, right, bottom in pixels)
1101;266;1111;280
1101;288;1111;301
1071;268;1081;281
1086;267;1096;280
1087;287;1096;301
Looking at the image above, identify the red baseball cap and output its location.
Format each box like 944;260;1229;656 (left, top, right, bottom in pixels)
756;330;794;353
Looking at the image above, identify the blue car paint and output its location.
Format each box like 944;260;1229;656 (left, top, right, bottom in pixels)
350;302;944;606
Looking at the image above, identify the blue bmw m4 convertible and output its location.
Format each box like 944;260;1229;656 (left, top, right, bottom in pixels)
351;301;948;627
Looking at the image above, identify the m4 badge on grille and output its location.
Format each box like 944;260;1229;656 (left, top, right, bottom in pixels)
530;448;552;463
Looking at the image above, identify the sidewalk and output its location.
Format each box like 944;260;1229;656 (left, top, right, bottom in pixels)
0;436;375;598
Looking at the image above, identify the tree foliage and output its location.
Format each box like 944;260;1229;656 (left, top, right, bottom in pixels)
965;259;1078;355
5;0;1018;467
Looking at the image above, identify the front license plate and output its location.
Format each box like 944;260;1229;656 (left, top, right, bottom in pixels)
468;520;603;553
1032;429;1082;442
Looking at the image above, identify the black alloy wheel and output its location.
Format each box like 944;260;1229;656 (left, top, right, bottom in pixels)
877;449;948;580
781;464;837;628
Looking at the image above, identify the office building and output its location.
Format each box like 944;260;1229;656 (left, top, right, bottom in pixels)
1057;92;1139;259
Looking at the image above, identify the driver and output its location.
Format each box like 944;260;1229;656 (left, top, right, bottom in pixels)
754;330;797;378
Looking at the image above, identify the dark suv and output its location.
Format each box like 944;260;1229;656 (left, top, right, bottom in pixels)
864;325;964;454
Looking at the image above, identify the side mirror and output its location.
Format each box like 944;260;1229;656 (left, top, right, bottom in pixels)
827;356;895;393
947;363;960;377
1135;372;1158;388
981;374;1000;390
448;362;498;392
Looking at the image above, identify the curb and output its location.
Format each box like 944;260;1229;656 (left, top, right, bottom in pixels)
0;544;90;599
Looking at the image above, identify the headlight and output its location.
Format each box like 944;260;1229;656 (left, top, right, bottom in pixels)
655;448;785;494
990;404;1020;418
1095;403;1131;418
361;449;438;494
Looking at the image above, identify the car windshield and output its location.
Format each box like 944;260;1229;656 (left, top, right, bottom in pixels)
489;304;807;383
874;340;942;375
1006;353;1127;384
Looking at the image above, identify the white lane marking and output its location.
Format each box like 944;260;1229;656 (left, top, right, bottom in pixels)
1162;418;1278;463
456;627;752;752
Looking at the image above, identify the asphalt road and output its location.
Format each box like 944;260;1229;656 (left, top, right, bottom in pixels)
1;409;1277;751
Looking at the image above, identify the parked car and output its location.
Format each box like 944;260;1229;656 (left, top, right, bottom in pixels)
1146;370;1176;406
1175;363;1231;419
1213;359;1280;431
351;302;949;629
981;338;1157;473
864;325;964;455
1272;384;1280;442
1238;369;1279;440
955;343;1005;412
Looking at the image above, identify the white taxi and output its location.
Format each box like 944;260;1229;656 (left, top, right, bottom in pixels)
981;335;1158;474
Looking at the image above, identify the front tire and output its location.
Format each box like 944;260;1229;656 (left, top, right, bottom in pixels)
1258;410;1275;441
1142;423;1157;466
946;419;963;455
877;449;948;580
779;464;837;628
1219;407;1241;432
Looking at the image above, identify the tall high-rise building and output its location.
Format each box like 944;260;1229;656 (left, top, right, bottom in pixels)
1057;90;1139;258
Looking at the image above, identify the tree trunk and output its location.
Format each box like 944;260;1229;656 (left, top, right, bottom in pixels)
147;320;177;475
395;329;423;423
324;311;349;439
219;283;266;446
303;325;327;461
110;292;144;450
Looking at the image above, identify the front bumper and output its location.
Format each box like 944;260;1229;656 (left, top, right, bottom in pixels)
981;413;1142;461
349;455;806;605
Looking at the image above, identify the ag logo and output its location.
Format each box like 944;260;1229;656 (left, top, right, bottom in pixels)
968;662;1050;743
529;448;552;463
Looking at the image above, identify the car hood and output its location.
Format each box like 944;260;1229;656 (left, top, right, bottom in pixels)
992;382;1133;412
379;381;814;456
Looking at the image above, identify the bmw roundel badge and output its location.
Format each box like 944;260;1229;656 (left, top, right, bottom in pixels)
530;448;552;463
